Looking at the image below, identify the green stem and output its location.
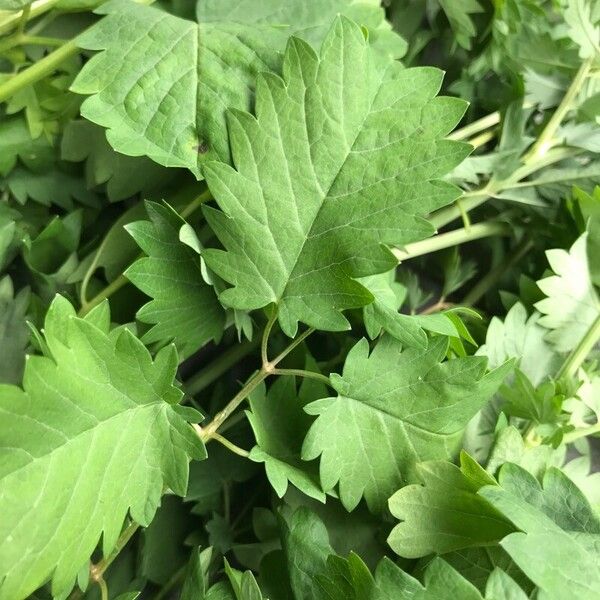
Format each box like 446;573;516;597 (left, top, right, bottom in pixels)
261;308;278;367
20;34;64;46
78;273;128;317
429;147;580;229
0;38;78;102
152;565;186;600
200;368;269;442
524;58;593;164
0;0;60;36
211;433;250;457
448;110;501;141
432;65;589;230
93;521;139;580
16;3;31;35
199;324;317;442
179;189;212;219
184;338;260;396
563;422;600;444
556;314;600;380
272;368;331;385
462;237;534;307
96;578;108;600
394;222;510;261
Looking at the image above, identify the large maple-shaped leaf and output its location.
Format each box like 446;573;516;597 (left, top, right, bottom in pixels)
71;0;405;175
125;202;225;359
301;336;510;512
203;18;469;336
0;297;205;600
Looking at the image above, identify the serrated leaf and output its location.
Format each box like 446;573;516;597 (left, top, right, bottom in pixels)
302;336;511;512
438;0;483;50
125;202;225;358
71;0;406;175
359;270;428;349
61;120;178;202
564;0;600;59
374;556;483;600
480;464;600;600
6;165;99;210
203;17;469;336
477;302;561;386
535;233;600;353
0;116;54;176
0;296;205;600
247;368;326;502
387;453;514;558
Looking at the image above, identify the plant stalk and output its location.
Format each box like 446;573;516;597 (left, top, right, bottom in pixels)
524;58;593;164
199;322;318;442
462;237;534;307
394;221;510;261
0;38;78;102
0;0;60;36
184;338;260;396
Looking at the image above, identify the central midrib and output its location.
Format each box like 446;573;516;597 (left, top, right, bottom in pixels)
275;42;389;305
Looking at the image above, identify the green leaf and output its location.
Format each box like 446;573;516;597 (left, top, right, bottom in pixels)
0;296;205;599
61;120;178;202
314;553;373;600
72;0;406;175
374;556;483;600
359;270;428;349
480;464;600;600
302;336;511;512
0;1;31;11
535;232;600;353
203;17;469;336
141;495;192;585
387;453;514;558
181;547;211;600
247;368;326;502
438;0;483;50
484;568;528;600
485;426;561;480
0;116;54;176
477;302;561;386
6;165;99;210
564;0;600;59
499;369;562;424
125;202;225;358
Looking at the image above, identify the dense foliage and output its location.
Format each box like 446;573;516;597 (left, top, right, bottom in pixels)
1;1;599;599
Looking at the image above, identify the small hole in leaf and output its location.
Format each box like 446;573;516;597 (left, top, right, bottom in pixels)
196;141;210;154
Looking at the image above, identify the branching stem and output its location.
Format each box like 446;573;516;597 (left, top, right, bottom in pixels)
199;320;319;442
